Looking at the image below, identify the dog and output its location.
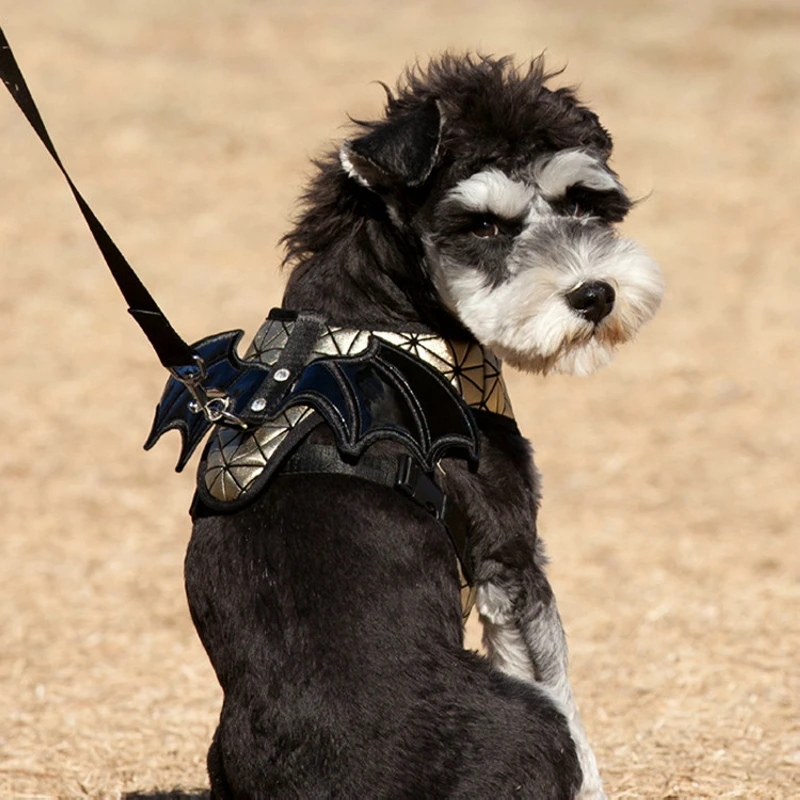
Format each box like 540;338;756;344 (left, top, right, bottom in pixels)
184;54;664;799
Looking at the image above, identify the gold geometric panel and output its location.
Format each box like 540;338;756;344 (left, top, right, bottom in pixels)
374;331;457;377
374;331;513;419
204;404;314;503
246;317;293;365
242;316;513;420
310;328;372;358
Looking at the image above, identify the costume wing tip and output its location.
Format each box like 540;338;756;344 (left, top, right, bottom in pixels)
142;329;251;469
142;417;195;472
144;393;211;472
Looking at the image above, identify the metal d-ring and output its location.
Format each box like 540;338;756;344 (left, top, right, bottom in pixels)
171;356;248;429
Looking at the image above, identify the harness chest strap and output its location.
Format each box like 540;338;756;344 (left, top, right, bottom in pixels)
278;444;476;607
284;446;469;565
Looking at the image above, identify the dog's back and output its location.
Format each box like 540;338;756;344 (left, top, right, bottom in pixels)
188;435;580;799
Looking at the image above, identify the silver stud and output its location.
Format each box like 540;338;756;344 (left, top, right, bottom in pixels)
188;400;201;413
273;368;291;382
250;397;267;412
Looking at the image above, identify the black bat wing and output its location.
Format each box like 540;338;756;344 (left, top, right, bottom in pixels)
284;339;479;470
144;330;269;471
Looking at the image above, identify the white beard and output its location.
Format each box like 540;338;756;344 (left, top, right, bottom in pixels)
430;229;664;376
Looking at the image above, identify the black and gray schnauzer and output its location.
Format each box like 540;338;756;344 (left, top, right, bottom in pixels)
186;55;663;799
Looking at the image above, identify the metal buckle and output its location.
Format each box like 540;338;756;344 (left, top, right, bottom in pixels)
395;455;445;520
396;454;473;588
170;355;248;429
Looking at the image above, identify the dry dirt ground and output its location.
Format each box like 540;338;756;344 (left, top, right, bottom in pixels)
1;1;798;798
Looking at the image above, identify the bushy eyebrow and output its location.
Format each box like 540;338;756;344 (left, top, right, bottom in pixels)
533;150;623;199
445;169;534;220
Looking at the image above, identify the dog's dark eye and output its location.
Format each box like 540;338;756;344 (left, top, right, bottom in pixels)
471;217;500;238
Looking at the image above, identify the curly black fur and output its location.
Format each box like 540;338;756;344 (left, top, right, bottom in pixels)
282;55;611;338
282;54;614;337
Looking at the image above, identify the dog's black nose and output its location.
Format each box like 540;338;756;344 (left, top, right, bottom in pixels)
565;281;616;323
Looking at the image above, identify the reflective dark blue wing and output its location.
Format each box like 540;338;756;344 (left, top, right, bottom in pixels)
144;330;270;471
286;340;478;470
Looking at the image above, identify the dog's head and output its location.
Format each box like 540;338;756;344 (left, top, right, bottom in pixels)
338;55;664;375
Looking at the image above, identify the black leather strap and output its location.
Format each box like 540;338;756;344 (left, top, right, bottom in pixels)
0;27;196;370
283;445;399;486
237;312;330;426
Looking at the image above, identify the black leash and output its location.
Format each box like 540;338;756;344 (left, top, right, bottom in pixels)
0;26;196;371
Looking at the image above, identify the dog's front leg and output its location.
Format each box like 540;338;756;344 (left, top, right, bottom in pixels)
477;570;606;800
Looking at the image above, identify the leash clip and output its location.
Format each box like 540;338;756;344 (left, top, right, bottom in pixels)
170;356;248;429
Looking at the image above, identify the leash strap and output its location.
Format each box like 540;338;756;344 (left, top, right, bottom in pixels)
0;26;196;370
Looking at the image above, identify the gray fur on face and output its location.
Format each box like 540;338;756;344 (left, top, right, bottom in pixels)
422;159;664;375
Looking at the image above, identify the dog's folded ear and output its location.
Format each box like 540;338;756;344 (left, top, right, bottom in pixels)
340;98;442;189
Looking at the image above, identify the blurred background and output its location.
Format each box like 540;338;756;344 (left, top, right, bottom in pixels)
1;1;797;797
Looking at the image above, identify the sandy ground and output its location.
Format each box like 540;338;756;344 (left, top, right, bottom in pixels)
1;1;798;797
